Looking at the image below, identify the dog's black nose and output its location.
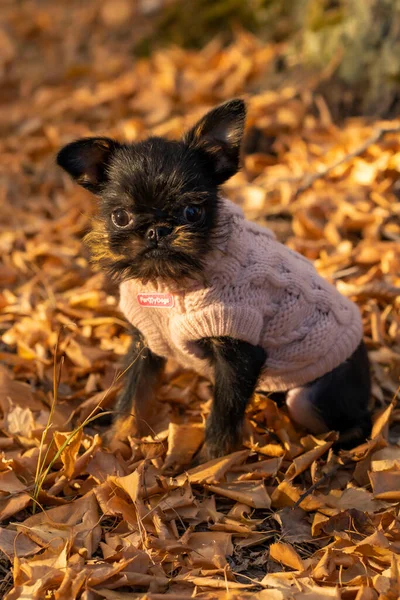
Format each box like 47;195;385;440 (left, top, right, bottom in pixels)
146;225;172;243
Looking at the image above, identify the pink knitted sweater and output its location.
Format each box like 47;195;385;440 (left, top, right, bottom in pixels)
119;199;363;391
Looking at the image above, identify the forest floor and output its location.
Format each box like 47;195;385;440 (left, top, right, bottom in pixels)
0;1;400;599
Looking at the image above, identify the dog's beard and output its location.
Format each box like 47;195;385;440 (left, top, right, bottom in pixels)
85;219;210;284
108;251;204;284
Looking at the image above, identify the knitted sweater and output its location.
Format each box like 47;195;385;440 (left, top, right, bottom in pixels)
119;198;363;391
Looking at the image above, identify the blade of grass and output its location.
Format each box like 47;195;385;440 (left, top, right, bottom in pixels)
32;346;146;512
33;331;63;514
33;409;115;508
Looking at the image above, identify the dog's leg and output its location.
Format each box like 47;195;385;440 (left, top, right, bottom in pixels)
108;327;165;445
199;337;266;459
286;341;371;448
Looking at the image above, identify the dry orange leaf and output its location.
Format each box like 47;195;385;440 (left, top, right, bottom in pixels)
371;446;400;471
369;469;400;501
175;573;254;590
164;422;204;469
0;366;45;412
177;449;249;485
229;456;282;480
109;469;141;504
354;587;378;600
186;531;233;569
271;480;325;511
0;529;41;561
269;541;305;571
371;401;395;440
20;491;102;558
326;486;388;512
0;470;27;494
54;429;83;479
285;440;333;480
205;480;271;509
0;493;32;522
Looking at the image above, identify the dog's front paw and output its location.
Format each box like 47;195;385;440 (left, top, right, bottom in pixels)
202;436;239;461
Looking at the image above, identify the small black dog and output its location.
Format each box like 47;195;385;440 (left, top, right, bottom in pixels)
57;99;371;458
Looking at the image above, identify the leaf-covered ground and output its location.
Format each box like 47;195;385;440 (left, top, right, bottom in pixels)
0;2;400;599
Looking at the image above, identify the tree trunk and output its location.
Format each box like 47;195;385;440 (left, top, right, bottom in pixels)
299;0;400;116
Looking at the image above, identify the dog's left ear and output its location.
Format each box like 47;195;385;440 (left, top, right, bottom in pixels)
183;99;246;184
57;137;121;194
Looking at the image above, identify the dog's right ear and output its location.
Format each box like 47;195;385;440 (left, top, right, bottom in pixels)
183;99;246;185
57;137;120;193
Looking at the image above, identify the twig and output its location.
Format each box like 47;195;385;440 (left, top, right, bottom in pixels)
292;456;356;509
292;465;340;509
337;280;400;301
294;123;400;198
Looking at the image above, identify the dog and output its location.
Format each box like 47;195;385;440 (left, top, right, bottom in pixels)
57;99;371;458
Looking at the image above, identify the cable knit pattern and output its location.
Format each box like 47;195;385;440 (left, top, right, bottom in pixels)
119;198;363;391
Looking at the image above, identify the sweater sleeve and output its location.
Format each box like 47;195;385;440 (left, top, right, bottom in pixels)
170;304;264;353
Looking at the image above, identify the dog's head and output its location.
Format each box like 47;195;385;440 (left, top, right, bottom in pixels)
57;99;246;283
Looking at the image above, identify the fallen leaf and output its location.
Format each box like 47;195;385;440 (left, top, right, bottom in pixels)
177;450;249;485
274;506;314;544
371;402;395;440
5;406;36;439
327;487;389;512
175;572;254;589
86;449;128;482
164;422;204;468
369;469;400;501
269;541;305;571
54;429;83;478
0;367;44;412
19;492;101;557
0;470;27;493
205;481;271;508
0;529;41;560
0;493;31;522
285;441;333;480
186;531;233;568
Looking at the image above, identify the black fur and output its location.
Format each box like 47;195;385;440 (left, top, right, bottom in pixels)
198;337;267;458
183;99;246;184
305;340;371;449
109;327;165;440
56;137;120;192
261;341;371;448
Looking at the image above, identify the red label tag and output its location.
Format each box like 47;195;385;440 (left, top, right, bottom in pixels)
137;292;174;308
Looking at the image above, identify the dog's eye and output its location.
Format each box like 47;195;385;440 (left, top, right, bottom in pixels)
111;208;133;228
183;205;203;223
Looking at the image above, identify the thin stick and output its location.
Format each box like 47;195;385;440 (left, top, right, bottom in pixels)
294;124;400;198
292;456;356;510
292;464;341;510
